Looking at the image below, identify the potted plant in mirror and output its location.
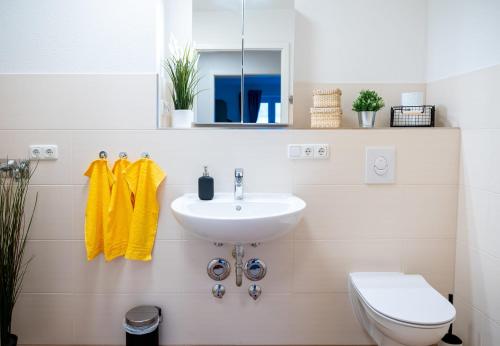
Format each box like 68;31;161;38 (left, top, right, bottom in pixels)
352;90;385;128
0;160;37;346
164;43;201;128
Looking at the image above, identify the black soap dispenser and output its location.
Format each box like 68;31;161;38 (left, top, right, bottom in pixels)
198;166;214;200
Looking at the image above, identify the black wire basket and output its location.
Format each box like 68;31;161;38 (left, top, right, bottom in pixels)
390;105;435;127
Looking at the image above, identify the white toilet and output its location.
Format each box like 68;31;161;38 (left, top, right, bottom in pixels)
348;272;456;346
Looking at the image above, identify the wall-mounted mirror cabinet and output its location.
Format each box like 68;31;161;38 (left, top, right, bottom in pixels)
192;0;294;126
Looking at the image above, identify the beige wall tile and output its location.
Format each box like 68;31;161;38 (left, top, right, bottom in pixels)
0;128;459;188
290;129;459;186
73;292;372;345
289;293;373;345
27;185;74;240
12;292;376;346
172;293;296;345
402;238;456;295
73;293;159;344
22;241;77;293
0;127;458;344
244;240;294;293
0;130;72;185
294;185;457;240
293;240;403;293
174;293;369;345
72;240;186;294
156;185;193;240
72;185;88;241
12;294;76;345
70;130;294;191
0;75;157;130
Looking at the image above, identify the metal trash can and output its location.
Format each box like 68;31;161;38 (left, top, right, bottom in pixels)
123;305;162;346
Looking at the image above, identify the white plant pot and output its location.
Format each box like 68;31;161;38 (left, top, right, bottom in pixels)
171;110;194;128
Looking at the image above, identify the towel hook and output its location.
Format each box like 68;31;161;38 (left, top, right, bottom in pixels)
119;151;128;159
99;151;108;159
141;152;151;159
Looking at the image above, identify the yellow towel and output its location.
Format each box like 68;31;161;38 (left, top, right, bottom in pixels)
124;158;166;261
106;158;133;261
84;159;115;260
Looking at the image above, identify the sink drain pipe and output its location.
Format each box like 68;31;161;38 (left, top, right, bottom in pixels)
233;244;245;287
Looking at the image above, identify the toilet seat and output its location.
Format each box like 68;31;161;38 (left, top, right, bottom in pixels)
350;272;455;327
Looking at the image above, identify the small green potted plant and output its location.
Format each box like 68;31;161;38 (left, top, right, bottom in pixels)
0;160;37;346
164;38;201;128
352;90;385;128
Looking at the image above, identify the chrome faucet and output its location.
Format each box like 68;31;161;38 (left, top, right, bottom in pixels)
234;168;244;200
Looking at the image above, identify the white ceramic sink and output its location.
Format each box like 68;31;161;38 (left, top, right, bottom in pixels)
171;193;306;244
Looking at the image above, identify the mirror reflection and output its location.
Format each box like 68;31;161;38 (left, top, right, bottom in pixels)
192;0;294;125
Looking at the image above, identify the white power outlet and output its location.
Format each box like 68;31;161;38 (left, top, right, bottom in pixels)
314;144;329;159
288;144;330;160
43;145;58;159
29;146;43;159
302;145;314;159
29;145;58;160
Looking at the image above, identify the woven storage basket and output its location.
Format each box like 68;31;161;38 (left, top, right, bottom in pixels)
310;107;342;114
310;107;342;128
313;88;342;108
311;113;342;128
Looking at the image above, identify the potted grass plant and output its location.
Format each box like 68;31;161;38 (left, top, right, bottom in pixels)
0;160;37;346
352;90;385;128
164;39;201;128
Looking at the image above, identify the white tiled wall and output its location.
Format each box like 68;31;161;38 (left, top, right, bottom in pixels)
427;43;500;346
0;115;459;344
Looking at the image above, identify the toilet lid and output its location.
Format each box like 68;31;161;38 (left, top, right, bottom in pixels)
350;272;456;326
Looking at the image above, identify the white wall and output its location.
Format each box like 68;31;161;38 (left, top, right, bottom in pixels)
163;0;192;51
193;9;242;47
193;8;294;48
294;0;427;83
0;0;160;73
427;0;500;81
426;0;500;344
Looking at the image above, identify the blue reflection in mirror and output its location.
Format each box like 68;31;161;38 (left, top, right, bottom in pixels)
214;75;281;123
